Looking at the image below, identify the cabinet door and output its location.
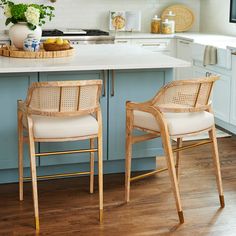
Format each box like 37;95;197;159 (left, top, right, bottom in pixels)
39;71;108;166
176;39;193;80
212;74;231;123
108;69;168;160
193;65;207;78
0;73;38;170
231;56;236;126
193;66;231;123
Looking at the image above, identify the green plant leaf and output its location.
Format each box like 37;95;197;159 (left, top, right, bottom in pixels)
5;17;11;26
1;1;55;26
27;23;36;30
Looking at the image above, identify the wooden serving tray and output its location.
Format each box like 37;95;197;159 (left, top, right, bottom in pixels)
0;45;74;59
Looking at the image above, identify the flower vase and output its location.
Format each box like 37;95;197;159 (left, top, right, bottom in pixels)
9;22;42;49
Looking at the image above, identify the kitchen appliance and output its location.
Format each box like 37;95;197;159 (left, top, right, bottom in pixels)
230;0;236;23
42;29;115;44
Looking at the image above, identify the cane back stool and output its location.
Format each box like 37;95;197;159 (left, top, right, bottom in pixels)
18;80;103;231
125;76;225;223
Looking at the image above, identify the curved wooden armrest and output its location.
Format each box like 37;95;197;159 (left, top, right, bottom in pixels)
156;104;211;113
17;100;28;114
126;101;162;116
127;101;211;114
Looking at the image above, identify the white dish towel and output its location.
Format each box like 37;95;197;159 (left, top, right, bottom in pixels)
203;45;218;66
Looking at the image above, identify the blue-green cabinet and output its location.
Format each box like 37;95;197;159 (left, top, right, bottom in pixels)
0;68;173;183
0;73;38;169
38;71;108;166
108;69;166;160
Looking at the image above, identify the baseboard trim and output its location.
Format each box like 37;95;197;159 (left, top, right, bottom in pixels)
0;157;156;184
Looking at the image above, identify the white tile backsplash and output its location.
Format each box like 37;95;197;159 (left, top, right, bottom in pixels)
200;0;236;36
0;0;200;32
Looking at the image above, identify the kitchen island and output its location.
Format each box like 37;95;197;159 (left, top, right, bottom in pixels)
0;44;190;183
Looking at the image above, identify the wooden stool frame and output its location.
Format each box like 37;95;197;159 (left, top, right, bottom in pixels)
18;80;103;232
125;76;225;224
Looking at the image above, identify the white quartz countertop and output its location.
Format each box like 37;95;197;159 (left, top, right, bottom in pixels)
112;32;176;39
0;44;190;74
114;32;236;50
176;33;236;50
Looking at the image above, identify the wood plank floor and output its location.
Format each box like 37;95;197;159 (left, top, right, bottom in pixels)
0;136;236;235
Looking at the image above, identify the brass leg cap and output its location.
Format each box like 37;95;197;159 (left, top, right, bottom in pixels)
178;211;184;224
35;217;40;233
99;209;103;223
219;195;225;208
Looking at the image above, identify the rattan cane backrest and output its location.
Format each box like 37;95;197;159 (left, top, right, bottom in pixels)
25;80;102;116
152;76;219;112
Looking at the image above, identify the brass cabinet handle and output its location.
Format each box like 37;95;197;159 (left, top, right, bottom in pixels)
101;70;106;97
111;70;115;97
142;43;161;47
116;40;128;43
179;40;190;45
206;72;212;77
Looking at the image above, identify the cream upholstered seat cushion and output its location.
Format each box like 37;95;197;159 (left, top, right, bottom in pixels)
23;115;99;139
133;110;214;136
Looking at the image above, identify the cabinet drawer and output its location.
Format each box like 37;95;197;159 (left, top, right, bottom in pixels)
132;38;174;53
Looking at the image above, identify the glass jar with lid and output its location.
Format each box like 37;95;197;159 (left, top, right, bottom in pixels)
151;15;161;34
164;11;175;34
161;19;173;34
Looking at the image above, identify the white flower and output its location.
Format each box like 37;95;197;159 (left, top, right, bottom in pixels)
4;5;12;18
24;6;40;26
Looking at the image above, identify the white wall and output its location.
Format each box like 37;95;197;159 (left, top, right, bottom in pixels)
200;0;236;35
0;0;200;32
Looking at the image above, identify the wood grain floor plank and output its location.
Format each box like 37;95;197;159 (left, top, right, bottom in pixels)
0;136;236;235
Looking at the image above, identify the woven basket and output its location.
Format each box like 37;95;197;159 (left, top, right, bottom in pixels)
161;4;194;32
43;43;71;51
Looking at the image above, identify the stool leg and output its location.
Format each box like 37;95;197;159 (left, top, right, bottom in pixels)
176;138;183;181
28;119;40;232
97;111;103;222
208;127;225;208
90;138;95;194
125;109;133;203
18;110;24;201
162;133;184;224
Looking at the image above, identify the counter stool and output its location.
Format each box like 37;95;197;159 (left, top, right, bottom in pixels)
18;80;103;232
125;76;225;223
